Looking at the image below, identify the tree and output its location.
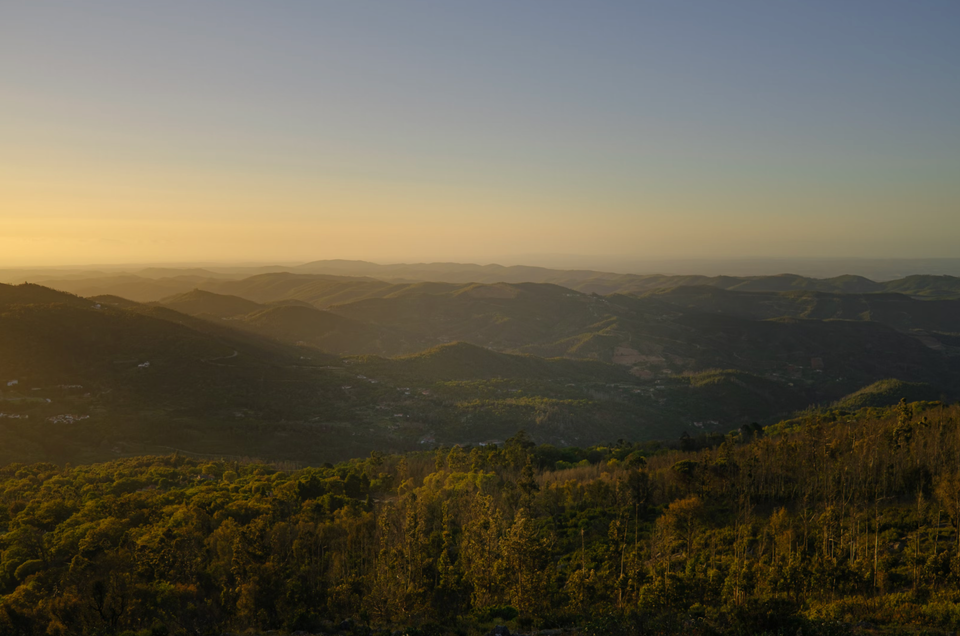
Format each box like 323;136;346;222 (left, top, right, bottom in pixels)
518;456;539;496
658;496;705;563
497;509;550;618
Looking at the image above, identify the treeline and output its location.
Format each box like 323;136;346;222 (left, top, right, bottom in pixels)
3;402;960;635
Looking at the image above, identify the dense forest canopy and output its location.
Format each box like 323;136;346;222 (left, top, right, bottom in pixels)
4;401;960;635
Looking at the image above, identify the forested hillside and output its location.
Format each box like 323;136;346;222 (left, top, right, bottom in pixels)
3;401;960;635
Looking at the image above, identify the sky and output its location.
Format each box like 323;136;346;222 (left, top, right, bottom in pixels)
2;1;959;267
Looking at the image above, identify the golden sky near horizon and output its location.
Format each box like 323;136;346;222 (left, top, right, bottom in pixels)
4;161;946;266
2;3;959;267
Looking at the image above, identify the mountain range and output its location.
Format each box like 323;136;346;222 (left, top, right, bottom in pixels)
8;260;960;303
2;260;959;467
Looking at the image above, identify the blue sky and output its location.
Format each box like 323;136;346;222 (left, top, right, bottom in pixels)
1;1;958;265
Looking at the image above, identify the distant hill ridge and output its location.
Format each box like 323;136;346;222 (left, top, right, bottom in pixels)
11;259;960;303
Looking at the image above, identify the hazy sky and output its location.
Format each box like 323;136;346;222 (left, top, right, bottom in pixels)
2;1;959;266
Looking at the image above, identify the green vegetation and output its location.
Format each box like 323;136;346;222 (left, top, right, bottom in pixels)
832;379;944;410
5;403;960;634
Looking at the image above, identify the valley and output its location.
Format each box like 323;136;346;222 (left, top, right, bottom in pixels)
2;265;958;468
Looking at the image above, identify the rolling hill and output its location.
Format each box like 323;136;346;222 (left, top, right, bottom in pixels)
0;283;379;465
639;285;960;334
151;290;408;355
156;289;263;318
6;276;959;467
144;282;960;406
832;378;945;410
237;304;399;354
2;284;808;465
321;283;960;401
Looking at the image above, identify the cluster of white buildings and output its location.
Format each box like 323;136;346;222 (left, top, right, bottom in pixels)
47;414;91;424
